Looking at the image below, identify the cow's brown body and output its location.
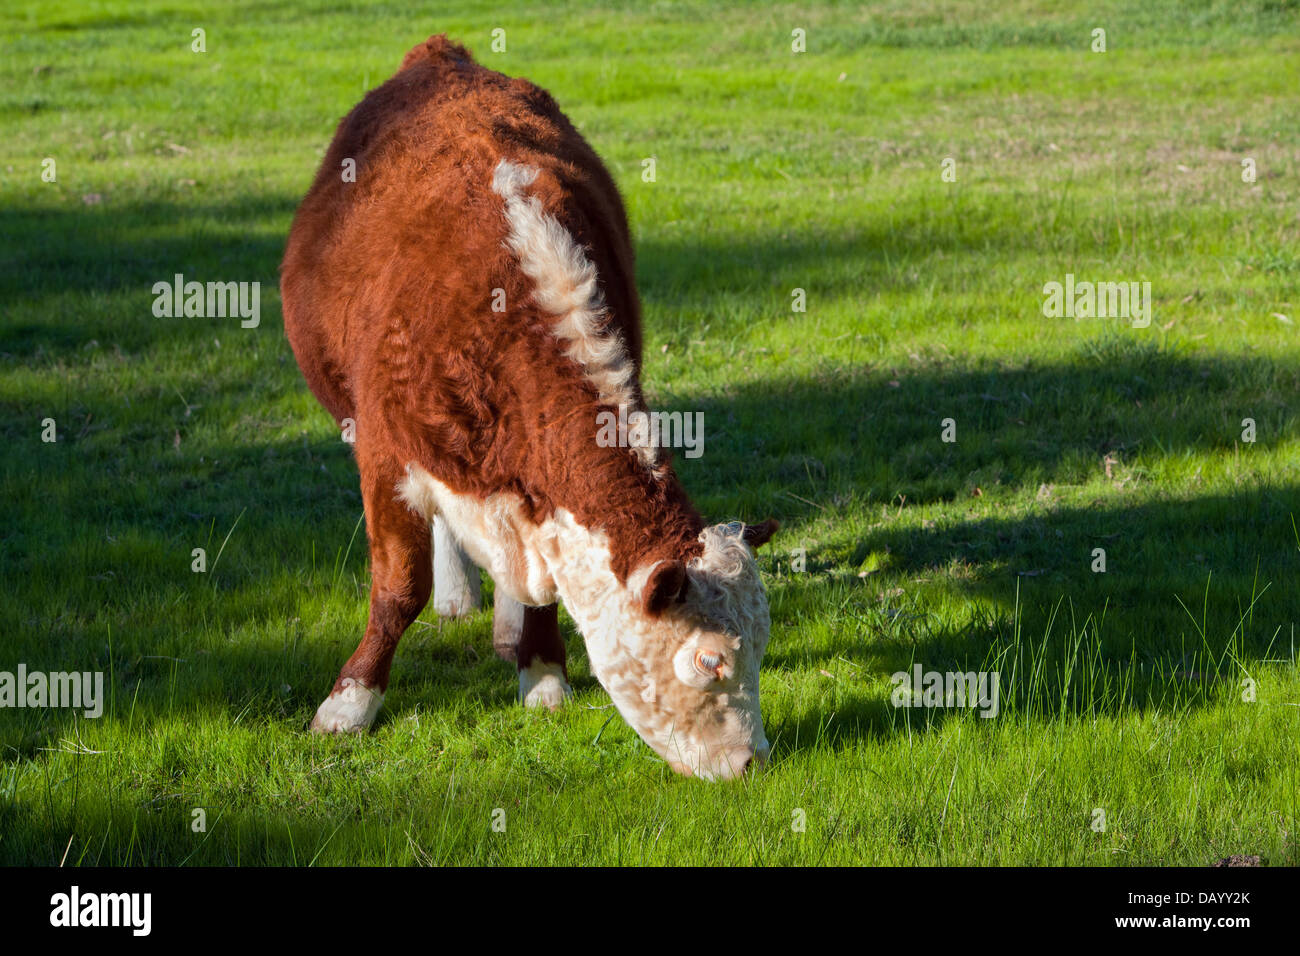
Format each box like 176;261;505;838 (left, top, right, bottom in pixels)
281;35;775;779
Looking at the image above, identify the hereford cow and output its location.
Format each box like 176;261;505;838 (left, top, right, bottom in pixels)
280;34;777;780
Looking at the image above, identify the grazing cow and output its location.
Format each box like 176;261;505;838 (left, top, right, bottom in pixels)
280;34;777;780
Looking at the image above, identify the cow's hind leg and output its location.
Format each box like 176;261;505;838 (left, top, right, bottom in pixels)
432;514;480;617
493;597;572;710
311;460;432;734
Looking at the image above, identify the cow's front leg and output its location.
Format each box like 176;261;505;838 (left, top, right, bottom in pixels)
493;596;572;710
432;514;480;617
312;461;432;734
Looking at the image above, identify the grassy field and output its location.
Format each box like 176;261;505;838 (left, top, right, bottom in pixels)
1;0;1298;865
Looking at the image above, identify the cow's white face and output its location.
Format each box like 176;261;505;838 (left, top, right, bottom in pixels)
395;472;776;779
552;519;776;781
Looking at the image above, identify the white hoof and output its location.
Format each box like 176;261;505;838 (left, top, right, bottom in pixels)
310;678;384;733
519;661;572;711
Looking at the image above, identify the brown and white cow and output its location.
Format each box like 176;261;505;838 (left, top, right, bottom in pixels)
280;35;777;780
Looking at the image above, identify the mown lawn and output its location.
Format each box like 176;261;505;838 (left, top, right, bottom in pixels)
1;0;1297;865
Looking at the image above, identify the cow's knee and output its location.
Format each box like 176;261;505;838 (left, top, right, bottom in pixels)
492;592;526;661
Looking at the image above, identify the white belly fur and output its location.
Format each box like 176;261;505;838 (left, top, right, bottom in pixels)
396;463;559;607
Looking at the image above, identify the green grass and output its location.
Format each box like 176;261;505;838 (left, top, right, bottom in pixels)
1;0;1298;865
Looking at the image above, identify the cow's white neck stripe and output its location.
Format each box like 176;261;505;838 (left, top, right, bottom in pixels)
491;158;658;468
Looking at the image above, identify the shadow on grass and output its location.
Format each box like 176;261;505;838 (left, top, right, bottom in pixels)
674;338;1298;506
0;197;294;358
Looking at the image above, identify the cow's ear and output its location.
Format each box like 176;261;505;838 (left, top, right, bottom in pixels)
642;560;688;617
742;519;779;549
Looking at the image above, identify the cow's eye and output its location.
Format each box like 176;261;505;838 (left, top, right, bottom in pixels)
694;649;723;680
